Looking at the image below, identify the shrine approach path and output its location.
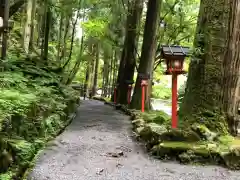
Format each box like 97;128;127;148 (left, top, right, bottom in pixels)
27;99;240;180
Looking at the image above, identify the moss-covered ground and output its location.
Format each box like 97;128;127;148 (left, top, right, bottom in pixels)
0;57;79;179
93;97;240;170
134;110;240;169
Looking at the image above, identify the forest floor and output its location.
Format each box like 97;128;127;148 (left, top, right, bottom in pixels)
27;99;240;180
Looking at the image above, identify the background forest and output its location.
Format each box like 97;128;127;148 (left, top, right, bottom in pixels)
1;0;240;179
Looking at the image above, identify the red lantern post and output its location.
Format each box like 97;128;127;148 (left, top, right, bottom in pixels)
160;45;189;128
141;80;148;112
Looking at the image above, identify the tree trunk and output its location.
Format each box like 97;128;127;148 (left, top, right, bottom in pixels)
92;43;99;96
180;0;240;135
36;9;42;47
84;64;90;98
29;0;36;52
108;50;114;97
62;9;81;69
40;0;47;58
42;8;51;61
130;0;161;110
110;49;120;101
57;12;64;61
117;0;143;104
103;52;109;97
1;0;9;60
66;33;85;84
59;16;70;62
23;0;33;54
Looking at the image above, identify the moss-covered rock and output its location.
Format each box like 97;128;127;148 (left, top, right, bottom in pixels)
130;111;142;120
178;150;199;163
151;141;220;161
94;94;240;169
150;139;240;169
160;128;201;142
191;123;217;141
142;110;170;125
137;123;168;149
132;119;145;129
183;111;229;135
222;150;240;170
216;136;240;169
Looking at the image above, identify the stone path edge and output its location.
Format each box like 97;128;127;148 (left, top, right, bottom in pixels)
22;102;80;179
91;96;238;170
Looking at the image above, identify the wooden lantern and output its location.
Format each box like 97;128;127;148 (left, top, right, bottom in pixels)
161;45;189;75
160;45;190;128
125;80;134;86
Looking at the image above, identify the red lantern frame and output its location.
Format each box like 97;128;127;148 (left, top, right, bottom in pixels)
160;45;190;128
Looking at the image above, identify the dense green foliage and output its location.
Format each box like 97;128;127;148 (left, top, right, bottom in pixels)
3;0;240;176
0;55;79;179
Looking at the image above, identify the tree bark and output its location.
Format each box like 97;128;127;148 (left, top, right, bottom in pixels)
92;43;100;96
66;33;85;84
180;0;240;134
103;52;110;97
130;0;161;110
29;0;36;52
117;0;143;104
42;8;51;61
1;0;9;60
62;9;81;69
23;0;33;54
57;12;64;61
0;0;25;18
59;16;70;62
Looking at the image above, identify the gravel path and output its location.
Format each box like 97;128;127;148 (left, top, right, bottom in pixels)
28;100;240;180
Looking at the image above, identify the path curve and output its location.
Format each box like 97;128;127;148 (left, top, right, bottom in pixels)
28;100;240;180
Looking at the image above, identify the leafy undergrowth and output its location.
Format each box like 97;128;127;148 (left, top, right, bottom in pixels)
152;84;171;99
0;56;79;179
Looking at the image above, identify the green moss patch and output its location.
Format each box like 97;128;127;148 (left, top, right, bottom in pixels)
127;108;240;169
0;58;79;179
93;95;240;169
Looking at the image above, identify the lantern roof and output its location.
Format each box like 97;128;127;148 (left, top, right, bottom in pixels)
160;45;190;60
125;80;134;84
